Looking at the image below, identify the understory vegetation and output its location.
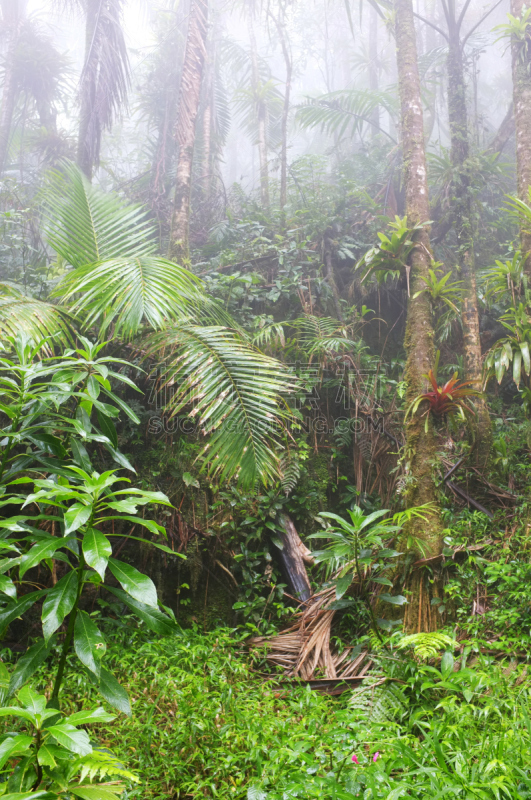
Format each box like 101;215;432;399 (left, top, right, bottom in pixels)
2;0;531;797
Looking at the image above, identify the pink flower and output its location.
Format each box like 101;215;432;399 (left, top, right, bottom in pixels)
351;754;359;764
373;752;380;762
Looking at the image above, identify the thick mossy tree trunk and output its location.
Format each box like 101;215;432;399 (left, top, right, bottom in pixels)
169;0;209;262
511;0;531;278
446;14;491;466
395;0;443;632
0;1;23;175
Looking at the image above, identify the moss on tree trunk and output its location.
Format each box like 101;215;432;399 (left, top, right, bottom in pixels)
395;0;443;631
511;0;531;279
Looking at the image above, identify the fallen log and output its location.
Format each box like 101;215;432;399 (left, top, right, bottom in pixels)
271;514;313;602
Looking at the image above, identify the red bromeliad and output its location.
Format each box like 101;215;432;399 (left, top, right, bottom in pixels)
406;351;481;427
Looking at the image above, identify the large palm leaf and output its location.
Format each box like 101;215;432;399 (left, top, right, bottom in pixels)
45;162;205;338
296;88;397;143
148;325;297;488
0;282;74;347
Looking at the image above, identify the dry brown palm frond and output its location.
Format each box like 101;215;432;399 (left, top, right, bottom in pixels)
250;586;372;681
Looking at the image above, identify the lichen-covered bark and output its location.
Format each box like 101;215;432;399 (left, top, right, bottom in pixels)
446;20;491;466
169;0;208;261
511;0;531;278
395;0;443;632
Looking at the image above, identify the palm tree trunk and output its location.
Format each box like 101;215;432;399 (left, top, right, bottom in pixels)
369;7;380;137
201;65;212;201
270;10;291;219
0;2;23;175
395;0;443;632
511;0;531;279
77;0;100;180
247;4;269;209
169;0;209;261
446;12;491;466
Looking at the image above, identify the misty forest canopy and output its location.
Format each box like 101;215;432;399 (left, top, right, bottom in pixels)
2;0;531;797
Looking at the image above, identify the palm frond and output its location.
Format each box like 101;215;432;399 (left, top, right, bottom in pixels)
296;88;398;143
148;325;297;488
55;257;204;339
43;161;157;266
0;283;74;348
77;0;130;172
44;162;206;338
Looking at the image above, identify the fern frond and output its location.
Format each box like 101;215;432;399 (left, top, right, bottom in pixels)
397;632;454;659
349;678;408;724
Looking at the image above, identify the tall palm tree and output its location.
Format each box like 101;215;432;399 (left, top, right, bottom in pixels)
169;0;209;261
76;0;130;180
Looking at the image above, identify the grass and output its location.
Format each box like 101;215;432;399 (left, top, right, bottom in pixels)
10;620;531;799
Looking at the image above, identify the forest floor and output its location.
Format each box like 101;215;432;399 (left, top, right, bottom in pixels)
24;620;531;800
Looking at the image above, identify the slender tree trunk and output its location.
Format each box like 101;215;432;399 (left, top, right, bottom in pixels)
511;0;531;279
395;0;443;632
169;0;209;261
0;2;23;175
247;4;269;209
368;7;380;137
201;64;212;201
77;0;99;180
446;15;491;466
271;10;291;219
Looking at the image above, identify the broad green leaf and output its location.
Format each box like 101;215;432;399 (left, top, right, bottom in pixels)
0;590;45;633
105;587;178;636
108;558;157;607
380;593;408;605
70;438;92;472
18;685;46;714
8;638;55;697
0;661;10;704
20;540;64;580
92;666;131;716
441;650;455;678
47;723;91;755
37;743;61;768
69;787;124;800
0;575;16;599
64;502;92;535
82;528;111;580
97;410;118;448
335;573;352;600
372;577;393;587
105;445;136;473
67;706;114;725
74;611;106;677
0;794;58;800
42;571;78;642
0;734;33;770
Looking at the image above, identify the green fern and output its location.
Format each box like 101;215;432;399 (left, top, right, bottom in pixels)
397;632;454;659
349;678;408;723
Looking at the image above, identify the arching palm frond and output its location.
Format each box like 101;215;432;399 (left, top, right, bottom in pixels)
148;325;297;488
291;315;362;360
296;88;398;143
43;161;157;265
55;257;204;339
44;162;206;339
0;283;75;348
